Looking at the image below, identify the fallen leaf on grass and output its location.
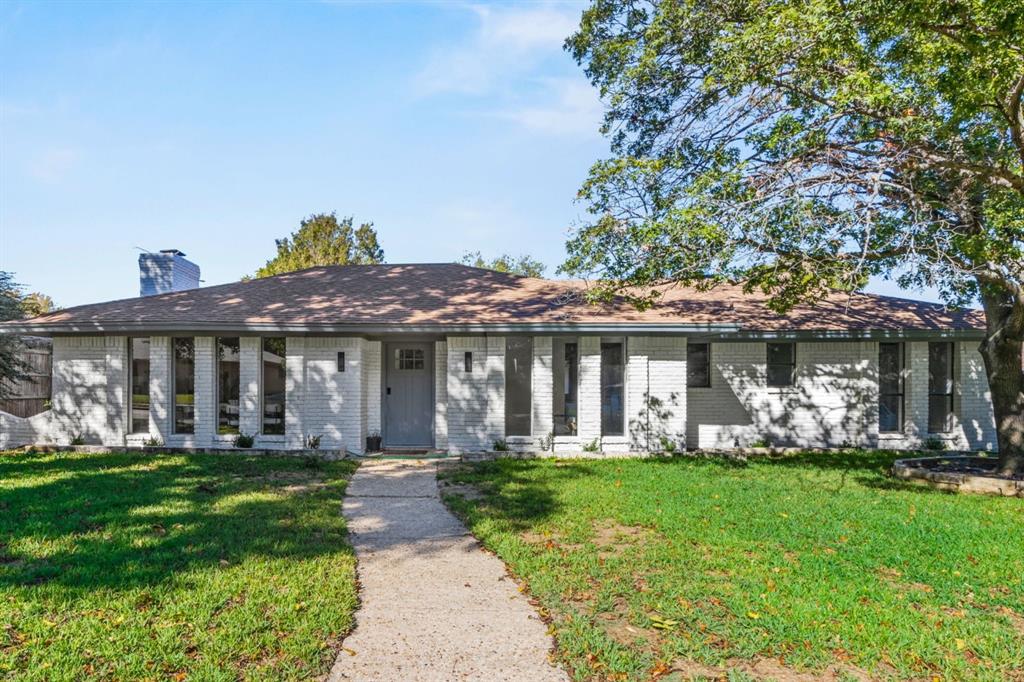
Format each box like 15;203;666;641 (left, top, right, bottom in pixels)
650;615;679;630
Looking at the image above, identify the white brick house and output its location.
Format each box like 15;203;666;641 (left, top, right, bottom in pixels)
0;263;998;453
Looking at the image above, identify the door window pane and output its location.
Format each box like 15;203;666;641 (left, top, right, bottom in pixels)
129;338;150;434
878;342;904;433
553;340;578;436
767;343;796;387
263;337;286;435
173;338;195;434
217;337;240;435
601;342;625;436
396;348;424;370
687;343;711;388
928;342;954;433
505;337;532;436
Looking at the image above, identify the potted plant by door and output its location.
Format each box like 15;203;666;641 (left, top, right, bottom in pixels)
366;431;382;453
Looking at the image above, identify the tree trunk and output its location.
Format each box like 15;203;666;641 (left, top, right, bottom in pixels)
978;286;1024;476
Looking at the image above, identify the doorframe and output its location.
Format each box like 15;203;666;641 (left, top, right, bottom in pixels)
381;340;436;448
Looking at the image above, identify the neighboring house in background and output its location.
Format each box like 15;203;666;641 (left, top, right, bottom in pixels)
0;256;997;453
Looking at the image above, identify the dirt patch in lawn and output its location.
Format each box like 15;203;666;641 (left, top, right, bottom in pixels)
999;606;1024;638
592;521;653;556
440;481;488;501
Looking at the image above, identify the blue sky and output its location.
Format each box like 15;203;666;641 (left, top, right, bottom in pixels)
1;0;937;308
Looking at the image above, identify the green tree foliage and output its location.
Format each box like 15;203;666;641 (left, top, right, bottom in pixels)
565;0;1024;472
460;251;547;277
20;292;56;318
0;272;28;397
255;213;384;278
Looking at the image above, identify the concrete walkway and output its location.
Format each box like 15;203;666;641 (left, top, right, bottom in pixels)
328;459;567;681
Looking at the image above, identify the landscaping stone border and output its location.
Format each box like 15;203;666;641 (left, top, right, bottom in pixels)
892;455;1024;497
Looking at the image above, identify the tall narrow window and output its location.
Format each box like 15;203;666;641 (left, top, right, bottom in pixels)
217;337;240;435
552;339;578;436
173;337;195;434
505;337;533;436
878;342;904;433
928;342;954;433
601;342;625;436
687;343;711;388
262;337;286;435
129;337;150;434
767;343;796;387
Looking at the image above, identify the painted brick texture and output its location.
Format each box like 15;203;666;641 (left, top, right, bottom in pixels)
1;333;998;454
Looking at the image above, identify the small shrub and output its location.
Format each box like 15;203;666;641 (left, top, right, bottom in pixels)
143;436;163;447
924;436;946;451
659;436;678;454
305;434;322;450
538;432;553;452
582;439;600;453
69;433;86;446
301;454;323;470
234;432;255;448
493;439;509;452
749;437;771;448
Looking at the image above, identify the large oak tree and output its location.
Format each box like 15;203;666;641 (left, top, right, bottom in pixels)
563;0;1024;473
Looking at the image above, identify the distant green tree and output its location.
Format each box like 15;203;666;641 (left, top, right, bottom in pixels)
20;292;56;318
0;272;28;397
255;213;384;278
460;251;547;277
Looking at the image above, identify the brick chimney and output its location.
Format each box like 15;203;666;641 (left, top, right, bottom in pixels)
138;249;201;296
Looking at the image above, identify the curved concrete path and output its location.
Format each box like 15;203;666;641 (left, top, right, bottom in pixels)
328;459;566;681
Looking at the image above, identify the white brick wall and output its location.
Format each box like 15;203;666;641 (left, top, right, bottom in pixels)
0;336;128;448
363;340;382;444
193;337;216;445
532;337;553;441
625;337;687;452
577;336;601;447
690;341;877;448
1;332;999;455
434;341;448;450
238;336;262;438
445;336;504;452
149;336;172;442
295;337;364;451
958;340;998;450
284;337;307;449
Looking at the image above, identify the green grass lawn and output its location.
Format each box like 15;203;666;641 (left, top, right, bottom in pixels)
0;450;359;681
440;452;1024;681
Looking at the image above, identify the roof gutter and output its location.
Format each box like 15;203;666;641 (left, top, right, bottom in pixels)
0;320;742;335
0;320;985;340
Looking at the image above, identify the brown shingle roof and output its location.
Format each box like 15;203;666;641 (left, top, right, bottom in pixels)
0;263;984;335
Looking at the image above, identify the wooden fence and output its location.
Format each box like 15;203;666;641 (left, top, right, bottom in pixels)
0;337;52;418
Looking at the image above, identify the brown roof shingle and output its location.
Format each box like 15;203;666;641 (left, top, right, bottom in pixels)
0;263;985;335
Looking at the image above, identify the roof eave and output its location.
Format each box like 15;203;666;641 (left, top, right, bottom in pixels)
0;320;984;339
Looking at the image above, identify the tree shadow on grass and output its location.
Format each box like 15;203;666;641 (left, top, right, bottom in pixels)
0;450;357;592
656;449;969;497
440;459;597;532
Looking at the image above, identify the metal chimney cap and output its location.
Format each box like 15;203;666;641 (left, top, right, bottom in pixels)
159;249;186;256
